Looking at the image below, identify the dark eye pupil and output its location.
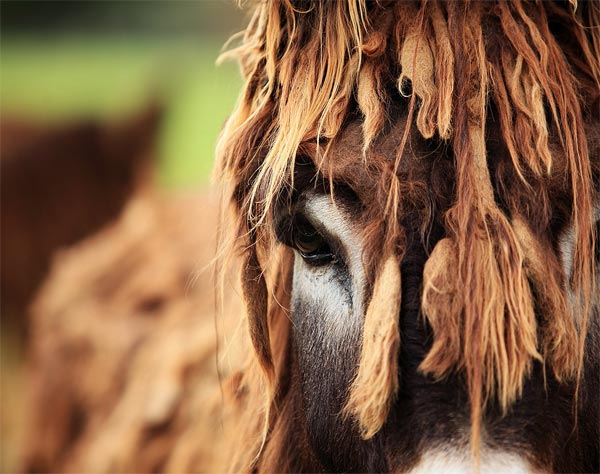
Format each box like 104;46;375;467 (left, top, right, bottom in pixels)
295;223;320;253
291;215;334;265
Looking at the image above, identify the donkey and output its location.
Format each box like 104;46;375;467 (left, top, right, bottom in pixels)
216;1;600;472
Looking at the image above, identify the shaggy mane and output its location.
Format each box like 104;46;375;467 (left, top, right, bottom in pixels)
216;0;599;468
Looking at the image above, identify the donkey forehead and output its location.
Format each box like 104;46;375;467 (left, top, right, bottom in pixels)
310;117;441;200
312;114;573;183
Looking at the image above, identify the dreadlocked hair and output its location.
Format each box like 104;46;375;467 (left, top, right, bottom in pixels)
215;0;599;467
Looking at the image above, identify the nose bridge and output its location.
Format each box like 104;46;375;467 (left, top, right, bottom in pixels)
379;209;470;470
394;134;455;318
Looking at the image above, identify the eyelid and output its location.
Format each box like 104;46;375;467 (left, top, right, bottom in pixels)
274;190;359;270
294;200;350;268
296;195;342;239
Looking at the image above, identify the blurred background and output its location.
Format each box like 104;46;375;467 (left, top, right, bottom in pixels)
1;2;246;472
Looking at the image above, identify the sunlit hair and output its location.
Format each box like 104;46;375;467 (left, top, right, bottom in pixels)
215;0;599;469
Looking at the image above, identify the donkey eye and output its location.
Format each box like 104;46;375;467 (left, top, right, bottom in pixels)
291;214;335;265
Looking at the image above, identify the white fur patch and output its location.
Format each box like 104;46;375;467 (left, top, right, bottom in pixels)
408;448;537;474
292;192;366;337
559;204;600;323
560;204;600;278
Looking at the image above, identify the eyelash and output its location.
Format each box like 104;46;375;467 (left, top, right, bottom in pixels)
287;213;336;266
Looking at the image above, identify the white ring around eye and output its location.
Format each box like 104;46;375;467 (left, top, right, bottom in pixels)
291;191;367;337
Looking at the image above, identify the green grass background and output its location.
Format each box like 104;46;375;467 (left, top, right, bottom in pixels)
1;36;242;188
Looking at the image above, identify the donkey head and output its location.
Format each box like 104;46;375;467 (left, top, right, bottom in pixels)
217;1;600;472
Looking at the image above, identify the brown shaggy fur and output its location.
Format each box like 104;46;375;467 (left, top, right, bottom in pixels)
344;252;402;440
216;0;600;468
